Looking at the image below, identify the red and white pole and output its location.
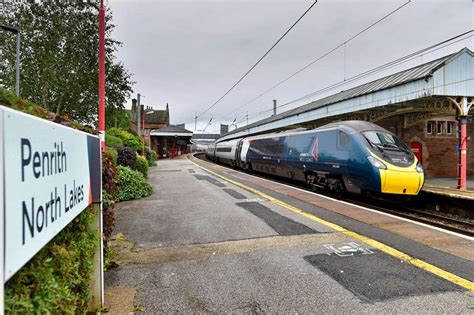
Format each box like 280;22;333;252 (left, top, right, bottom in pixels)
98;0;106;152
459;116;468;190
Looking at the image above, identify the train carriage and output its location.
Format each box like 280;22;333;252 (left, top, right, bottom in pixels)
220;121;424;197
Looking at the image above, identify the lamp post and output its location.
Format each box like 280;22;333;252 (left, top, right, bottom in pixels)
98;0;106;152
1;25;20;96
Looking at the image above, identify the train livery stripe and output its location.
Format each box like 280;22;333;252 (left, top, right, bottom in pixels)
187;155;474;292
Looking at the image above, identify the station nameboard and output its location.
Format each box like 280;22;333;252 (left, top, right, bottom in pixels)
1;107;101;280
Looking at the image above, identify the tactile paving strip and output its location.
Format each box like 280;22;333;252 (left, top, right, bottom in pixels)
236;202;317;236
304;248;462;302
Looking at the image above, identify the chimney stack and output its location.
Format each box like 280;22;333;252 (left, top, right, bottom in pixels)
273;99;277;116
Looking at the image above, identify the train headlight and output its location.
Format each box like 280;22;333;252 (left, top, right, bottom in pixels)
416;162;424;173
367;156;387;169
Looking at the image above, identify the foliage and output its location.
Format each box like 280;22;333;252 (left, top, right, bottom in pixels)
102;155;118;264
145;147;158;166
105;133;124;148
117;147;137;170
0;87;50;119
5;209;98;313
106;106;131;129
0;2;134;124
116;166;153;201
104;146;118;165
136;155;149;179
108;128;142;153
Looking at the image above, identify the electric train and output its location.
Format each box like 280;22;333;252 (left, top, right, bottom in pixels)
206;121;424;196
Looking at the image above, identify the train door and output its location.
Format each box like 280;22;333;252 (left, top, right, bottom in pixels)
235;139;243;168
410;141;422;163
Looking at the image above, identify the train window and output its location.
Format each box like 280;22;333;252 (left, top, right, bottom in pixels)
338;131;349;149
290;134;312;153
216;147;232;152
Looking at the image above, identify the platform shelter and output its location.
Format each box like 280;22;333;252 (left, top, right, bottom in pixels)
150;125;193;158
220;48;474;189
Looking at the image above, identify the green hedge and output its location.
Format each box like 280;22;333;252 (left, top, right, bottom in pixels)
104;146;118;165
105;133;124;148
5;209;98;313
145;147;158;166
108;128;142;153
136;155;149;178
116;166;153;201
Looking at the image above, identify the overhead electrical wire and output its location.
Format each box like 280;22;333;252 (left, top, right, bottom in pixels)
196;0;319;118
232;30;473;126
224;0;412;119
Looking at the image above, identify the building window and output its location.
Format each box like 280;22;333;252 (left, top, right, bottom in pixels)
446;122;453;135
427;121;434;135
436;122;443;135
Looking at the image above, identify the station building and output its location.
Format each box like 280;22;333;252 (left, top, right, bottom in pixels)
220;48;474;184
129;101;193;158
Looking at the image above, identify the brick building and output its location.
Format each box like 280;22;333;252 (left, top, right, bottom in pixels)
376;113;473;177
130;99;170;150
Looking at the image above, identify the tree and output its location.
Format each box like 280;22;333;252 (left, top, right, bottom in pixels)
0;1;133;124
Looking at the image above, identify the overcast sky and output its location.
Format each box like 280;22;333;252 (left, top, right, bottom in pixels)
109;0;473;133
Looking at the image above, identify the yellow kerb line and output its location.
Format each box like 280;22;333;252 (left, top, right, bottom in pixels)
186;155;474;292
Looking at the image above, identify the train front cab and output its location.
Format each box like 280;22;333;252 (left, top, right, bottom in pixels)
355;130;424;196
375;155;424;195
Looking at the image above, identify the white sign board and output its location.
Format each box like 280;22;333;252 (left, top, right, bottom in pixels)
1;107;101;281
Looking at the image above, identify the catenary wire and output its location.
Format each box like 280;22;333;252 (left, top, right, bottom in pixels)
223;0;412;119
232;31;473;125
196;0;319;118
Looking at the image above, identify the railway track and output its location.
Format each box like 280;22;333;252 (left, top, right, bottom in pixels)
194;153;474;237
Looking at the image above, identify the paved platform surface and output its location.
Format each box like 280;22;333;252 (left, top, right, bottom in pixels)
425;177;474;190
105;157;474;314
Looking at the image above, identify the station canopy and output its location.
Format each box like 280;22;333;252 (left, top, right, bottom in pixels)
220;47;473;142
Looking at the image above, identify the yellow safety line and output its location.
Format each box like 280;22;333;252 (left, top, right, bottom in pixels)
186;155;474;292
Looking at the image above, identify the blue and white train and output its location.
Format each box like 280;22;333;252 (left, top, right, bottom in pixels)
206;121;424;196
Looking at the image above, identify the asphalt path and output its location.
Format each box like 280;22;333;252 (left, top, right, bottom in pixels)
105;158;474;314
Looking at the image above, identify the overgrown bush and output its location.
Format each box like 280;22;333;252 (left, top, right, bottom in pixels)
5;209;98;313
104;146;118;165
0;88;50;119
102;155;118;265
105;133;124;148
136;155;149;178
116;166;153;201
145;147;158;166
117;147;137;170
108;128;142;153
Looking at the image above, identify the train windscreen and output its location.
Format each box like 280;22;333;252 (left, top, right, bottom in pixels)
363;131;414;166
